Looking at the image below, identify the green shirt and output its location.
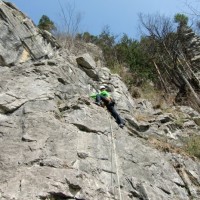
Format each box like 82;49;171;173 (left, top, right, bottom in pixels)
90;90;111;99
100;90;110;98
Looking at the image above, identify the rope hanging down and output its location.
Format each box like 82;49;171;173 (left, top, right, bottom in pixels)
108;113;123;200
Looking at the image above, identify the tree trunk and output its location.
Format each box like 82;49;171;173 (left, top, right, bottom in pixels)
163;42;200;107
176;65;200;107
153;60;169;93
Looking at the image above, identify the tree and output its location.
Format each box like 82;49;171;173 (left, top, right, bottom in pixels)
38;15;56;32
139;13;200;109
54;0;83;50
95;26;117;67
138;13;178;88
76;32;98;43
115;34;155;80
57;0;82;36
174;13;188;28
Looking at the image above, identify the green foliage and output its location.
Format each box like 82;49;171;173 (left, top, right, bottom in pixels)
174;13;188;27
77;27;116;67
38;15;56;32
77;27;157;88
115;34;156;81
114;34;131;63
184;135;200;159
96;26;117;67
76;32;98;43
174;116;185;128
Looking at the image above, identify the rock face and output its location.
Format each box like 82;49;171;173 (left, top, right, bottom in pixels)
0;1;59;66
177;25;200;82
0;2;200;200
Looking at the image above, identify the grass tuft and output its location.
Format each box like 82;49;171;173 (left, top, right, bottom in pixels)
184;135;200;159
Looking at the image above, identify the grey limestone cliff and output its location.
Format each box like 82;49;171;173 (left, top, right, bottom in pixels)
0;1;59;66
0;1;200;200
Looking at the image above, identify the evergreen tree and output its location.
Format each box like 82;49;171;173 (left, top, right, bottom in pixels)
38;15;56;32
174;13;188;28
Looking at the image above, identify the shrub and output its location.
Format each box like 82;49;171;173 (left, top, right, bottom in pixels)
184;135;200;159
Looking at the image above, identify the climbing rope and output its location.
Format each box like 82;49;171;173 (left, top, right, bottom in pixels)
108;113;123;200
108;114;114;195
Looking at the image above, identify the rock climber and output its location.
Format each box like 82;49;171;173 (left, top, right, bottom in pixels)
90;85;125;128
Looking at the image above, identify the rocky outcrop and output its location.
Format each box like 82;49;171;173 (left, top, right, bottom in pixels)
0;2;200;200
0;1;59;66
178;26;200;73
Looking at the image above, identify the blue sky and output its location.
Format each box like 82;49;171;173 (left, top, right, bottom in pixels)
8;0;199;39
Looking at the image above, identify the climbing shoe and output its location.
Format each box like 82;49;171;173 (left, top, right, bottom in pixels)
119;123;124;128
94;102;101;106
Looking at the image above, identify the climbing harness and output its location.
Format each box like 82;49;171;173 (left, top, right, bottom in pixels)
108;112;123;200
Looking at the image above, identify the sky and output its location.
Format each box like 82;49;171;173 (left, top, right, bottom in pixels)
7;0;200;39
